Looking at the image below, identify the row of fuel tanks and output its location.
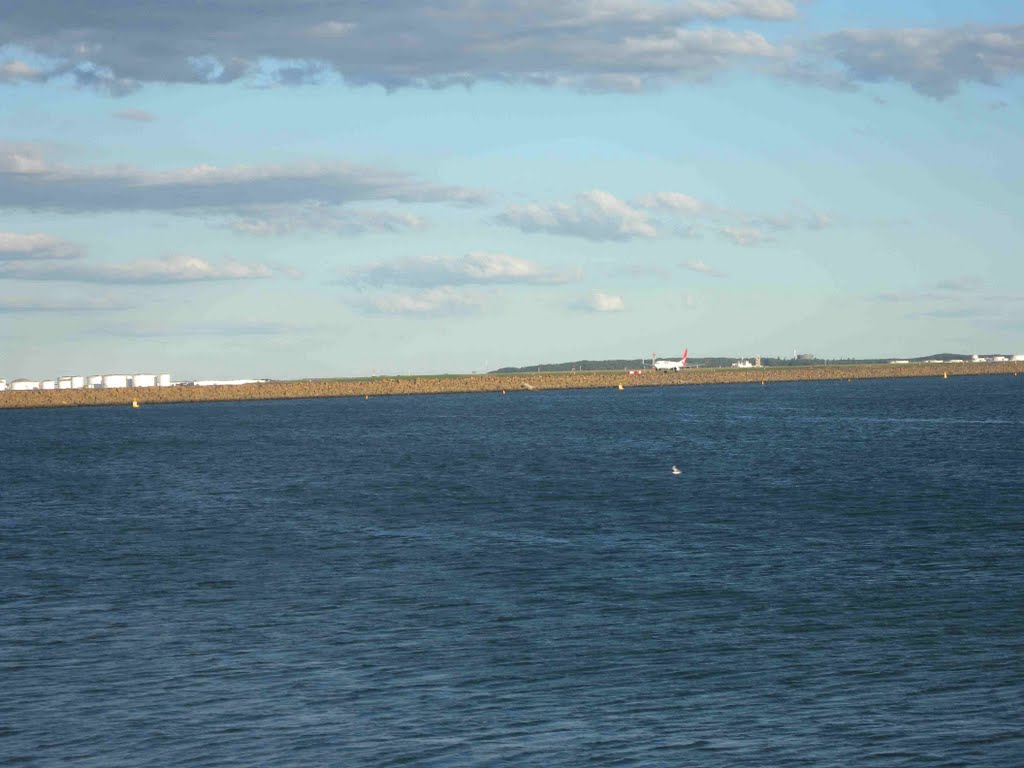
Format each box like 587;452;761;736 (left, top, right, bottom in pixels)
0;373;172;391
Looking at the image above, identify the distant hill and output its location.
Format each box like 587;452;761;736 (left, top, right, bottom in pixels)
490;354;989;374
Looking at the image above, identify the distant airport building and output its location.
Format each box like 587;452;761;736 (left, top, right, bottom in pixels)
797;353;815;361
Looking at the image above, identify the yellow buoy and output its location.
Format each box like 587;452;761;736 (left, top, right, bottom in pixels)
131;399;139;408
502;389;506;395
943;372;948;379
617;384;624;390
365;394;369;400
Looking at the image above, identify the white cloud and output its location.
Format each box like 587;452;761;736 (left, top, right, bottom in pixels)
638;191;706;215
574;290;626;312
0;59;45;83
0;231;82;260
750;211;833;231
682;259;724;276
498;190;657;241
720;226;773;246
351;251;579;287
0;254;276;283
359;286;481;315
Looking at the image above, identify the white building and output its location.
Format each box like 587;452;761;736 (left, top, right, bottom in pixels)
731;360;754;369
11;379;39;391
192;379;268;386
41;380;56;390
1013;354;1024;362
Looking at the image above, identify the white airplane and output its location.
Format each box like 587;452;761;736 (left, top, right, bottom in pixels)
653;349;688;371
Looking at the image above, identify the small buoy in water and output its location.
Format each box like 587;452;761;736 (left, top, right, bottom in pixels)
943;372;948;379
671;465;682;475
761;380;765;385
617;384;624;390
365;395;369;400
131;399;139;409
502;389;506;395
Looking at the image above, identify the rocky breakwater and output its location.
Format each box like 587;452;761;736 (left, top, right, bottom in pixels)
1;362;1021;410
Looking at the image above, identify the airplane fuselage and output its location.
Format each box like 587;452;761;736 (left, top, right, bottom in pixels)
653;348;688;371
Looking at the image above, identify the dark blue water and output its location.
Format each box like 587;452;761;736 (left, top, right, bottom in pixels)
2;376;1022;766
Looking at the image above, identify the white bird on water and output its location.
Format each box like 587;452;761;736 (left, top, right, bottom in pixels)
671;465;682;475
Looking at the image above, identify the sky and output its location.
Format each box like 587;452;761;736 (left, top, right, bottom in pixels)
1;0;1022;379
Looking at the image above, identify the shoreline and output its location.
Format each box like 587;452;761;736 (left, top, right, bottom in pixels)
1;362;1021;410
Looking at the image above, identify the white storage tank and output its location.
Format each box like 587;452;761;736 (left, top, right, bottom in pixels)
41;380;56;390
101;374;129;389
0;379;7;391
11;379;39;391
157;373;171;387
57;377;74;389
1012;354;1024;362
70;375;85;389
87;374;103;388
131;373;157;388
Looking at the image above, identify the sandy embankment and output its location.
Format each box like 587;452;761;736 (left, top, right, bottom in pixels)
0;362;1020;410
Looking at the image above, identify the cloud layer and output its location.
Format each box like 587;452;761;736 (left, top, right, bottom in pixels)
0;294;131;312
804;26;1024;99
0;1;795;92
498;191;656;241
0;231;81;260
0;145;485;215
0;253;276;283
3;4;1021;97
350;251;578;288
498;189;830;244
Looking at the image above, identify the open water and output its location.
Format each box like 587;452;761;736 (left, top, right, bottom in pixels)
1;375;1022;767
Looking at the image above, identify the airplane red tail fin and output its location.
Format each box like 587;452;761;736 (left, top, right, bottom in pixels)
682;348;688;367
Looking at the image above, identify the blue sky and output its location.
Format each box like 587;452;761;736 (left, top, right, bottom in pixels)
1;0;1022;378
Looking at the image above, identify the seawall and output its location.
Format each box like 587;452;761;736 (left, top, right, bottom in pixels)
1;362;1021;410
